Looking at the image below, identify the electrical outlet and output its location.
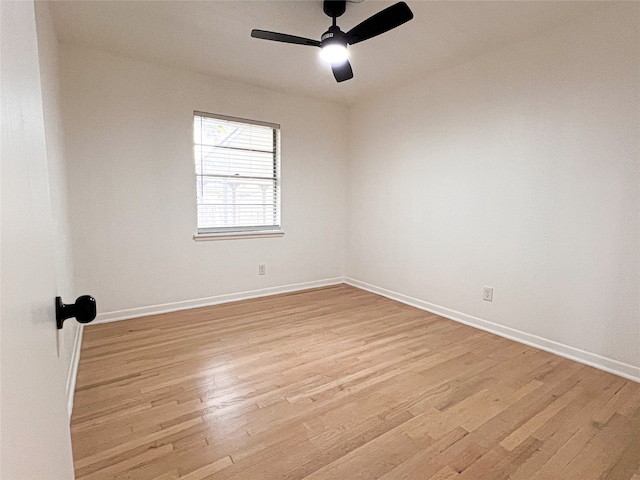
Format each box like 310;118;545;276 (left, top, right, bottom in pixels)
483;286;493;302
258;264;266;275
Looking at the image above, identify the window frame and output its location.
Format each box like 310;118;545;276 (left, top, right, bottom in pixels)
192;111;282;240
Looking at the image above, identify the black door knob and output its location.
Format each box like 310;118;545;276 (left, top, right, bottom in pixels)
56;295;97;329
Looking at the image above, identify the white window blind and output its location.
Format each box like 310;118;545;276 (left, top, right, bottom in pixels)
194;111;280;234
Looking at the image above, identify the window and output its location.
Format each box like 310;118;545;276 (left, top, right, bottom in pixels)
194;111;281;236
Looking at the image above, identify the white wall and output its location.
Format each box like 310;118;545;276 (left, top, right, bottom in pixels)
1;1;75;477
35;0;80;415
347;4;640;375
60;45;347;316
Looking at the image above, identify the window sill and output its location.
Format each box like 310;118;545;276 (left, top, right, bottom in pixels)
193;231;284;242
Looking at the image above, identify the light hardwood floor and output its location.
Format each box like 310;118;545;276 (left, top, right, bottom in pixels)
71;285;640;479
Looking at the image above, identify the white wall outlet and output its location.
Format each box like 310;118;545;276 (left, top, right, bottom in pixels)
258;264;266;275
483;286;493;302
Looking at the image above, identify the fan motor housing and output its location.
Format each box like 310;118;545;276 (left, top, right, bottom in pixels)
323;0;346;19
321;26;347;47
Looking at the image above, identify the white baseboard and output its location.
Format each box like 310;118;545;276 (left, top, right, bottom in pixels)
345;278;640;384
89;276;639;384
94;277;345;324
66;324;84;420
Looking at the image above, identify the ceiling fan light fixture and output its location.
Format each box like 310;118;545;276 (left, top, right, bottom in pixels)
251;1;413;82
319;43;349;64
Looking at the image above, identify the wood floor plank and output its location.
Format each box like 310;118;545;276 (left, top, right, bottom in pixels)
71;285;640;479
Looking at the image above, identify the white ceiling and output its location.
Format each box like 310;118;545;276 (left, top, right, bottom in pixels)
49;0;607;105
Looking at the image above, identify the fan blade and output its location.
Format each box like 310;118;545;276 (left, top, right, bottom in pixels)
251;29;320;47
332;60;353;83
346;2;413;46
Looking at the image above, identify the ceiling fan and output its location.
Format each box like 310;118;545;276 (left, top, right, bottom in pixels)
251;0;414;83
